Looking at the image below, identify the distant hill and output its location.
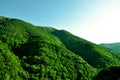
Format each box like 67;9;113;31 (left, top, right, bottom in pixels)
100;43;120;53
0;16;120;80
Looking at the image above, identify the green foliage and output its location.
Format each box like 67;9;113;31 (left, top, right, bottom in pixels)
0;16;120;80
51;30;120;68
13;40;96;80
0;41;28;80
100;43;120;53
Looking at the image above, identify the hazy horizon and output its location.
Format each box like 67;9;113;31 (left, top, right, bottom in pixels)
1;0;120;44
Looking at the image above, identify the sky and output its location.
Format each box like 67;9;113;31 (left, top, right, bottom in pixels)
0;0;120;44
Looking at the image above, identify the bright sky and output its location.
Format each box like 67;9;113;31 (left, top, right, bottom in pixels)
0;0;120;44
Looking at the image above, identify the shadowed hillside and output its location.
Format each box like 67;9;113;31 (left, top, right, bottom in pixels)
0;16;120;80
92;66;120;80
38;27;120;68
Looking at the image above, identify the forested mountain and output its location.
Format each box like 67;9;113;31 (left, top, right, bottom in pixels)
100;43;120;53
39;27;120;68
0;16;120;80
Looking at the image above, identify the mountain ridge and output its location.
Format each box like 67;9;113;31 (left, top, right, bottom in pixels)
100;42;120;53
0;16;120;80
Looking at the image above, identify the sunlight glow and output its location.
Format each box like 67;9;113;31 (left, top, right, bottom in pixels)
68;1;120;44
1;0;120;44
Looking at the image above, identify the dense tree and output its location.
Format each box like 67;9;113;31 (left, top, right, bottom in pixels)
0;16;120;80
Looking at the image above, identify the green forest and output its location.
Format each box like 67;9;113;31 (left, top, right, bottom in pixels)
100;43;120;53
0;16;120;80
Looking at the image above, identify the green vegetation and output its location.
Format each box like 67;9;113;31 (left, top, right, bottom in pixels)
43;28;120;68
100;43;120;53
0;16;120;80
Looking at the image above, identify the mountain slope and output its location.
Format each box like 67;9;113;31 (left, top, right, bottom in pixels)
0;16;97;80
0;16;120;79
0;41;27;80
38;27;120;68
